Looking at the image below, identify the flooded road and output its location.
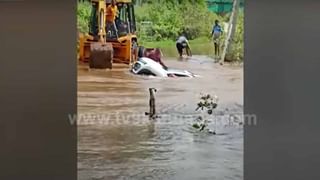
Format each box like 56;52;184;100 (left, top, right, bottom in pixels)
78;56;243;180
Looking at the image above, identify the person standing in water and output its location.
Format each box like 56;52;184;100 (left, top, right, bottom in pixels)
176;34;192;58
211;20;223;58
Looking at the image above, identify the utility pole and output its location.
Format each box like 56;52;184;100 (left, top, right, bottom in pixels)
219;0;240;65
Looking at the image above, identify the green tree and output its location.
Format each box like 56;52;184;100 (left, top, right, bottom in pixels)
77;1;92;33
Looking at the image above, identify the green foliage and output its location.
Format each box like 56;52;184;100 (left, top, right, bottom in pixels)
77;1;92;33
136;1;224;41
192;123;201;129
77;1;92;57
196;94;218;115
192;93;218;132
135;1;243;61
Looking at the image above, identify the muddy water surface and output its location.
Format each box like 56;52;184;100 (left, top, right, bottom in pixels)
78;56;243;180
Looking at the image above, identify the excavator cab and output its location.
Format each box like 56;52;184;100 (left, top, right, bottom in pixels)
117;3;137;33
108;2;136;40
79;0;138;69
89;0;136;40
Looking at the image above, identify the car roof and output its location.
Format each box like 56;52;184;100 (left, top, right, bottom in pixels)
137;57;167;77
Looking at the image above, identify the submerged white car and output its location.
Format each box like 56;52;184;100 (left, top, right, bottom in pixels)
131;57;195;78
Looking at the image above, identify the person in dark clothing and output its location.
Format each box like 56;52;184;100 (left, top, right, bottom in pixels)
211;20;223;58
176;35;191;57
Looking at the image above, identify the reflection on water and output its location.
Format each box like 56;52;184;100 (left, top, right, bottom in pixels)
78;56;243;180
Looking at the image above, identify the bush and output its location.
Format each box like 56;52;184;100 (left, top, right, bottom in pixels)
136;2;224;41
77;1;92;34
77;1;92;57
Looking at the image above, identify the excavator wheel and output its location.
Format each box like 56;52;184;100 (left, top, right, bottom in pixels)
89;42;113;69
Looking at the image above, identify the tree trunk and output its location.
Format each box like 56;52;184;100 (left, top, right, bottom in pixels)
220;0;240;64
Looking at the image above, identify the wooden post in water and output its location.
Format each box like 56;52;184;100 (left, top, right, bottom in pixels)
220;0;240;65
145;88;157;119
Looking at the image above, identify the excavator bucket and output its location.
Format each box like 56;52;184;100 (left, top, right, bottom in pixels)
89;42;113;69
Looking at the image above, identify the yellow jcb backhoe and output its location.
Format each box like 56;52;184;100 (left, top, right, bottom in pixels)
78;0;138;69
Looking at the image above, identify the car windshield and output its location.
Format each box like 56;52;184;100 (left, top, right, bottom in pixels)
132;62;141;71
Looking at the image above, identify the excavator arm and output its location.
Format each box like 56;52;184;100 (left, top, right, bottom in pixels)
88;0;114;69
97;0;107;43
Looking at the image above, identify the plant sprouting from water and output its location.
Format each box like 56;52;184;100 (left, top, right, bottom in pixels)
196;93;218;115
193;93;218;133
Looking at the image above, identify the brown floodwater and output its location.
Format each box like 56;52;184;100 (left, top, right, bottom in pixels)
78;55;243;180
